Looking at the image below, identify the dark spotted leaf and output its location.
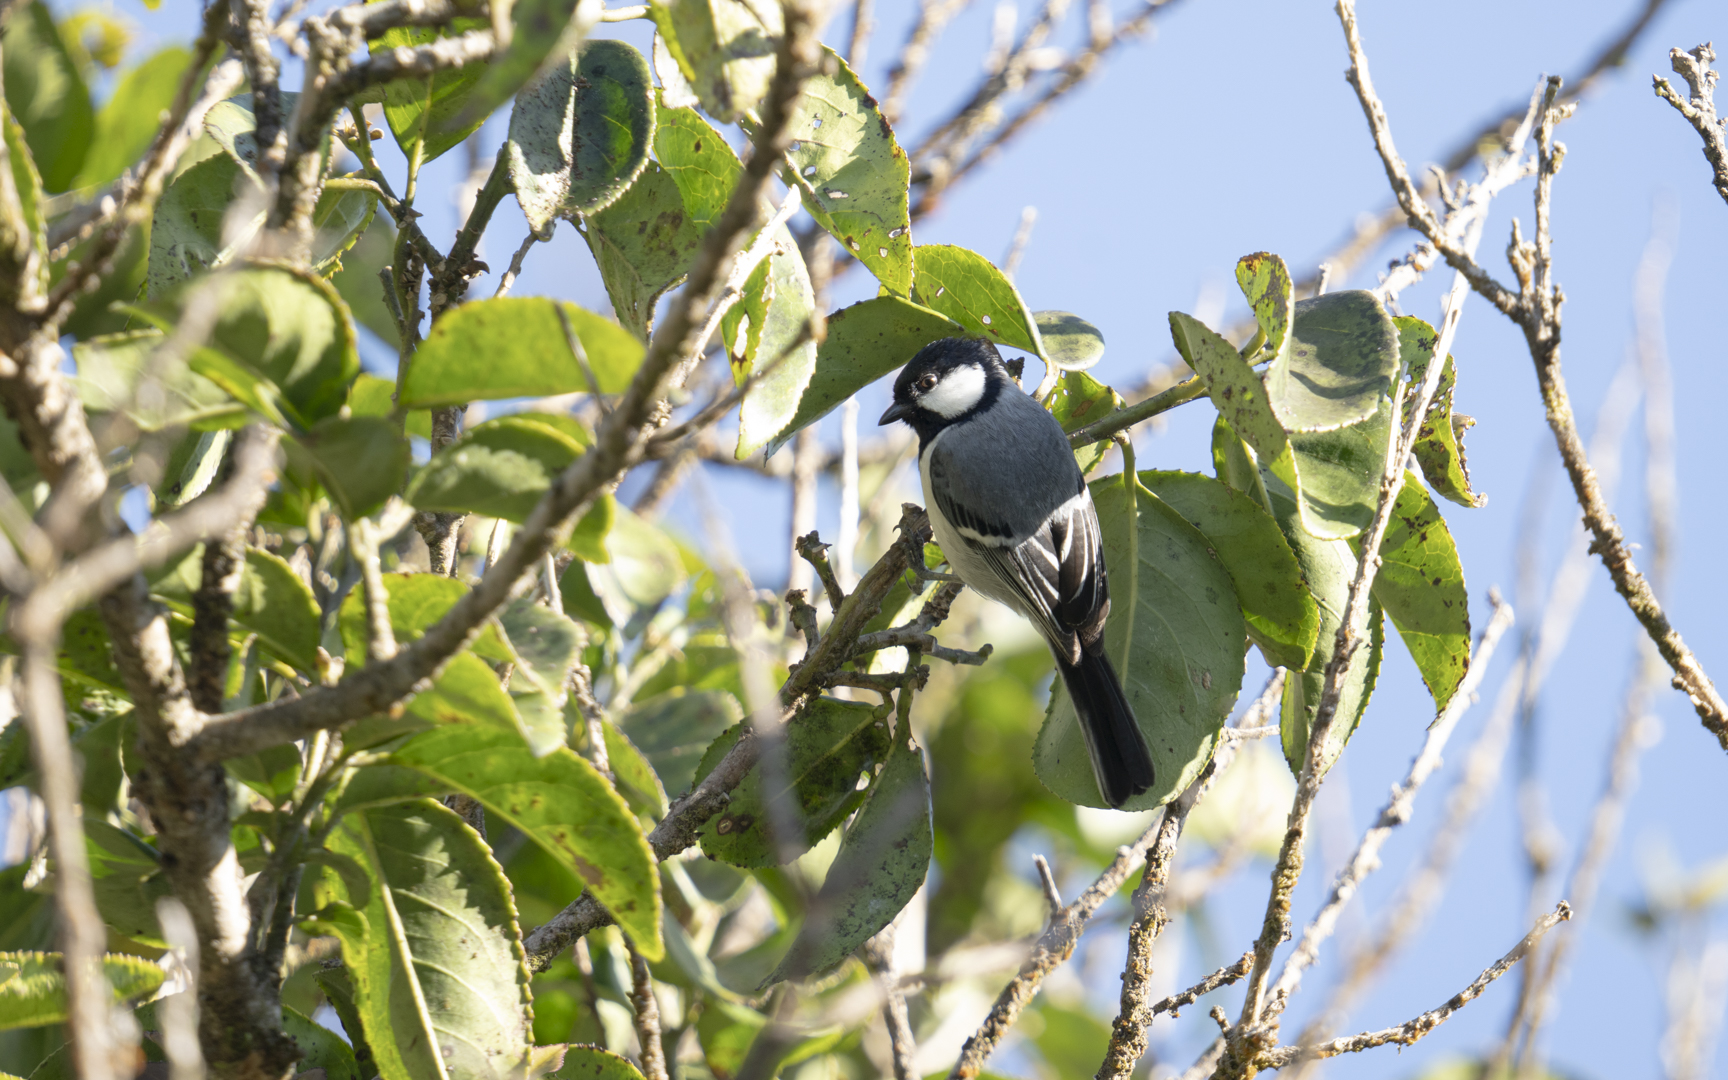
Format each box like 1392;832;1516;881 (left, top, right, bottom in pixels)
1358;472;1469;712
1396;315;1485;508
1045;369;1122;473
581;162;702;342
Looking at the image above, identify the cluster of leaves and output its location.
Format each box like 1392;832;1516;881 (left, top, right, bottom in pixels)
0;0;1489;1075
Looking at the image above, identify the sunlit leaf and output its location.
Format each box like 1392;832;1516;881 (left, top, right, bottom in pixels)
1045;369;1122;473
1396;315;1485;508
74;46;192;189
1360;472;1470;712
401;297;644;407
912;244;1039;356
0;950;164;1029
1035;310;1106;372
580;162;701;342
373;18;489;167
649;0;780;123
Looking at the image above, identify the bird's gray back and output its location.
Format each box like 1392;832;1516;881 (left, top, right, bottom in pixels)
925;387;1083;541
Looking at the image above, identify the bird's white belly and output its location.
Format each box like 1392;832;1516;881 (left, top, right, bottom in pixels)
918;437;1028;618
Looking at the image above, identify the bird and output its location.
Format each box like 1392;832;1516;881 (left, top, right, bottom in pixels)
878;337;1155;807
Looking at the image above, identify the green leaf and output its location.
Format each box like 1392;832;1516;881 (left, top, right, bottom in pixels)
648;0;780;123
157;430;233;510
406;414;589;522
601;720;668;819
1270;291;1400;434
752;295;962;458
1271;482;1384;775
765;733;932;984
373;18;489;168
546;1045;647;1080
1140;470;1319;672
617;689;742;796
282;1003;360;1080
348;372;432;440
0;96;48;308
311;185;378;276
1361;472;1469;712
1396;315;1484;508
1035;475;1247;810
290;415;409;519
331;213;403;347
138;265;361;429
652;98;740;234
302;800;534;1080
580;162;701;342
1170;310;1304;513
313;966;379;1080
72;330;240;431
1233;252;1293;363
731;225;819;456
587;502;687;616
146;152;253;299
452;0;591;139
566;493;615;564
73;46;192;189
1034;310;1106;372
337;575;514;673
912;244;1039;357
401;297;644;408
0;951;164;1029
387;723;664;958
1045;369;1122;473
691;697;892;867
1;2;93;193
781;47;911;294
1286;399;1390;540
499;596;583;700
85;820;171;946
150;545;323;672
506;39;654;233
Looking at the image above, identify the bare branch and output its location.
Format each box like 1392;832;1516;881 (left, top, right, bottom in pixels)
626;935;669;1080
1653;44;1728;207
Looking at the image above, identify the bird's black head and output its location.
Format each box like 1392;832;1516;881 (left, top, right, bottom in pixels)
878;338;1010;442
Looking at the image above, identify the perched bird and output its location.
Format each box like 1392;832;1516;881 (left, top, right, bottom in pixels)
879;337;1155;807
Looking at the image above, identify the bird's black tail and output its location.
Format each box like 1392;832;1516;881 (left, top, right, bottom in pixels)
1056;644;1155;808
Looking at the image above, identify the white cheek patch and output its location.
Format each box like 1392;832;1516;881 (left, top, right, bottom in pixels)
920;363;987;418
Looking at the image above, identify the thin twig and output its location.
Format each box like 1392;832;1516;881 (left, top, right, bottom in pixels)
626;935;669;1080
1652;44;1728;207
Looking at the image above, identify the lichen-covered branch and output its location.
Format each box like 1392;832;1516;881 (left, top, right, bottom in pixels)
1653;43;1728;207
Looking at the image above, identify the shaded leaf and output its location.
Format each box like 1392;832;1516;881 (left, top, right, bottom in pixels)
313;966;379;1080
373;18;489;167
546;1045;646;1080
1269;291;1400;434
151;545;323;672
1170;310;1304;512
454;0;598;138
581;162;701;341
85;820;171;946
72;330;240;431
406;414;589;522
74;46;193;189
1140;469;1318;671
336;574;514;674
302;800;534;1080
1045;369;1121;473
348;371;431;440
692;697;892;867
401;297;644;407
146;152;254;300
586;503;687;618
1397;315;1484;508
781;47;910;294
291;415;409;519
912;244;1039;356
387;723;663;958
617;689;742;797
1286;399;1390;540
331;213;403;347
156;430;233;510
499;596;583;700
649;0;779;123
754;295;963;458
0;950;164;1029
282;1003;360;1080
1;2;93;193
506;39;654;233
1036;474;1247;810
601;721;668;820
1361;472;1469;712
766;734;932;984
731;225;818;456
1034;310;1105;372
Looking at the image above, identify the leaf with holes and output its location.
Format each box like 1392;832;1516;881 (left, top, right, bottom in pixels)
779;48;911;294
765;733;932;984
752;295;963;459
300;799;533;1080
582;162;702;342
506;39;655;233
1396;315;1484;508
1140;470;1318;672
1359;472;1469;712
402;297;644;407
1036;474;1246;810
691;697;892;867
912;244;1040;357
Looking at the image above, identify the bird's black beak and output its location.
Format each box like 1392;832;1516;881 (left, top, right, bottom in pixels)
879;401;911;426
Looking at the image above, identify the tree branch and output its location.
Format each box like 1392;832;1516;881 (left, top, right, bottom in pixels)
1653;43;1728;208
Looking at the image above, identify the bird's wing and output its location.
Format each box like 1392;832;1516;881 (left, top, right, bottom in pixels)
929;448;1108;663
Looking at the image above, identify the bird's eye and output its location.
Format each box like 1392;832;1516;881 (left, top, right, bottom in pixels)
917;374;938;391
